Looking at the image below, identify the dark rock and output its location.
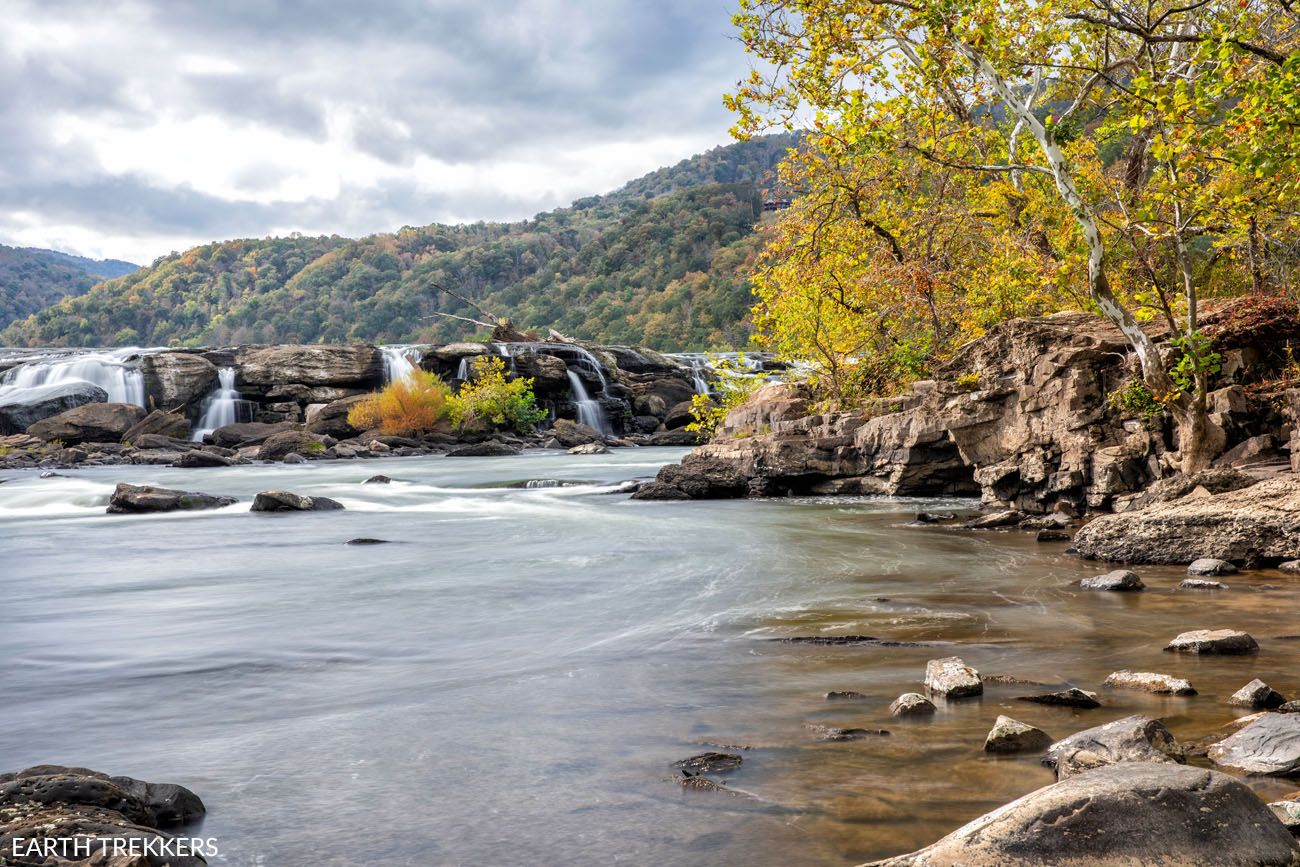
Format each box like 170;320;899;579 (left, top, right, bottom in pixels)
925;657;983;698
257;430;328;461
890;693;937;717
984;716;1054;753
1164;629;1259;654
0;382;108;435
864;764;1300;866
962;509;1024;529
1228;679;1288;710
304;394;371;439
627;481;692;500
549;418;604;447
1017;688;1102;709
106;482;236;514
568;442;610;455
210;421;294;448
913;511;957;524
171;450;234;468
1269;798;1300;835
123;410;191;442
1044;714;1184;779
663;399;696;430
1036;529;1071;542
1080;569;1144;591
644;429;703;446
346;538;390;545
1188;557;1239;576
630;454;748;500
1209;713;1300;776
362;475;392;484
250;490;345;512
28;403;147;445
141;352;219;409
672;753;742;774
776;635;879;645
805;724;889;741
1280;560;1300;574
826;691;868;701
1102;670;1197;696
446;442;522;457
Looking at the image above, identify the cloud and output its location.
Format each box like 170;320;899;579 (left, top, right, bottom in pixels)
0;0;749;263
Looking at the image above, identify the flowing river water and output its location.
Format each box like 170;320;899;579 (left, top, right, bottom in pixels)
2;448;1298;865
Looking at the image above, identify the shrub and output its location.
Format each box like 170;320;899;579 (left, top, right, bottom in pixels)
686;355;765;438
447;356;547;434
954;372;982;392
347;370;452;435
1107;378;1165;420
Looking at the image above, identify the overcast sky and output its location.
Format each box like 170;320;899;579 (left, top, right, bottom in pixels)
1;0;748;264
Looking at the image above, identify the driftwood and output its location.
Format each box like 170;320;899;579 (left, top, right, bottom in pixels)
423;281;541;343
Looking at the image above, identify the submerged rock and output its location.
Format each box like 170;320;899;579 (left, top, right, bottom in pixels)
826;691;869;701
1180;577;1230;590
805;724;889;741
671;752;742;774
1228;679;1288;710
1164;629;1259;655
446;442;522;457
1209;713;1300;776
362;474;393;484
984;715;1053;754
106;482;236;514
172;450;234;468
1016;688;1101;709
1079;569;1144;591
345;538;390;545
924;657;983;699
864;763;1300;866
1188;557;1239;576
889;693;937;717
962;509;1023;529
1044;714;1184;779
1102;670;1197;696
250;490;345;512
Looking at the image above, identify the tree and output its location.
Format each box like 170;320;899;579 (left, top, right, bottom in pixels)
730;0;1299;471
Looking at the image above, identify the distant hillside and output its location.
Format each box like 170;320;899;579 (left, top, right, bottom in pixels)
0;134;797;351
22;248;139;280
0;245;141;332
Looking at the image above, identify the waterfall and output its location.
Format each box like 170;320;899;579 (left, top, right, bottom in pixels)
381;346;421;384
191;368;253;441
566;370;610;436
0;349;147;406
668;353;713;396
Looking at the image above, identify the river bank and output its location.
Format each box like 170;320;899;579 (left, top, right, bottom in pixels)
3;449;1300;864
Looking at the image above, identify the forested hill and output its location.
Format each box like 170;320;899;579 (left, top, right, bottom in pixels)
0;246;140;330
1;134;797;351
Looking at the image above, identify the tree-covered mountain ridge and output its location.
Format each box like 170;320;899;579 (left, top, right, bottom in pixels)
1;134;798;351
0;246;140;331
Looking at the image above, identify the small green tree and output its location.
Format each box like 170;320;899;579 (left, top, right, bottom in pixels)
448;356;548;434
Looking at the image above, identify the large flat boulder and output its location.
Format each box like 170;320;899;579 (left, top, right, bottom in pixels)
1071;476;1300;565
236;344;383;388
106;483;237;514
0;382;108;435
250;490;345;512
27;402;146;444
210;421;294;448
864;763;1300;866
1044;714;1184;779
257;430;328;461
1209;713;1300;776
141;352;218;410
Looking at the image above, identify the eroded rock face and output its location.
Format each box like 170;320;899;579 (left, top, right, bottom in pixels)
0;382;108;435
28;402;147;444
0;765;207;866
863;763;1300;867
1072;477;1300;566
1209;713;1300;776
1044;714;1184;779
107;483;237;514
123;410;191;442
235;344;384;389
141;352;218;410
630;454;749;500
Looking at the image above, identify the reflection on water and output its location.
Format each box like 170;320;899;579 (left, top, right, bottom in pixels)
1;449;1298;865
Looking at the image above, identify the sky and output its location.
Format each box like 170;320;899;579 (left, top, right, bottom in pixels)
0;0;749;265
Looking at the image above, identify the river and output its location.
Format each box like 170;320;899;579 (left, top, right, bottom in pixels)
2;448;1297;865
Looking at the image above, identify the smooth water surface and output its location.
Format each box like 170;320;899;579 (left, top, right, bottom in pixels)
3;448;1299;865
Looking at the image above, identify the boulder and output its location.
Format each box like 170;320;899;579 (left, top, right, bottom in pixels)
122;409;191;442
257;430;328;461
1209;713;1300;776
1228;679;1288;710
1017;688;1101;709
1071;477;1300;566
663;399;696;430
1164;629;1259;655
1080;569;1144;591
630;454;749;500
549;418;605;447
864;764;1300;866
236;344;383;388
249;490;345;512
568;442;610;455
1102;670;1197;696
1044;714;1183;779
1280;560;1300;573
27;402;147;445
446;443;522;457
671;753;742;774
304;394;371;439
984;715;1053;754
106;483;236;514
889;693;937;717
963;510;1024;529
1189;557;1239;576
806;724;890;741
631;482;691;500
1269;799;1300;835
924;657;983;699
826;691;868;701
1180;578;1230;590
210;421;294;448
140;352;218;409
171;450;234;468
644;429;703;446
0;382;108;435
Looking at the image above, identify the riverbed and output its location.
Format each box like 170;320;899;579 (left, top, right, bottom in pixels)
2;448;1298;865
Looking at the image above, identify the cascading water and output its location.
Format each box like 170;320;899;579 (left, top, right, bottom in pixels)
566;370;609;436
380;346;421;384
0;349;147;406
668;353;713;396
191;368;253;441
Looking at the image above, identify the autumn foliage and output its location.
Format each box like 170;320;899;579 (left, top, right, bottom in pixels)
347;371;452;435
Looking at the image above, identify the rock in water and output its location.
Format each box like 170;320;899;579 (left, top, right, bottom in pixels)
171;450;234;468
630;454;749;500
1228;679;1288;710
1044;714;1184;779
445;443;522;457
1079;569;1144;591
1209;713;1300;776
805;724;889;741
984;716;1053;754
962;510;1023;529
826;691;868;702
1188;557;1239;576
863;764;1300;866
1269;799;1300;835
924;657;983;699
27;402;147;444
106;482;237;514
1180;578;1229;590
568;442;610;455
1102;670;1197;696
250;490;345;512
123;409;191;442
671;752;742;774
0;382;108;435
363;474;393;484
1164;629;1259;654
1016;688;1101;709
256;430;329;461
889;693;937;717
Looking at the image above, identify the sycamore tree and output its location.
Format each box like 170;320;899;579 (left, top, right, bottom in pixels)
729;0;1299;471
